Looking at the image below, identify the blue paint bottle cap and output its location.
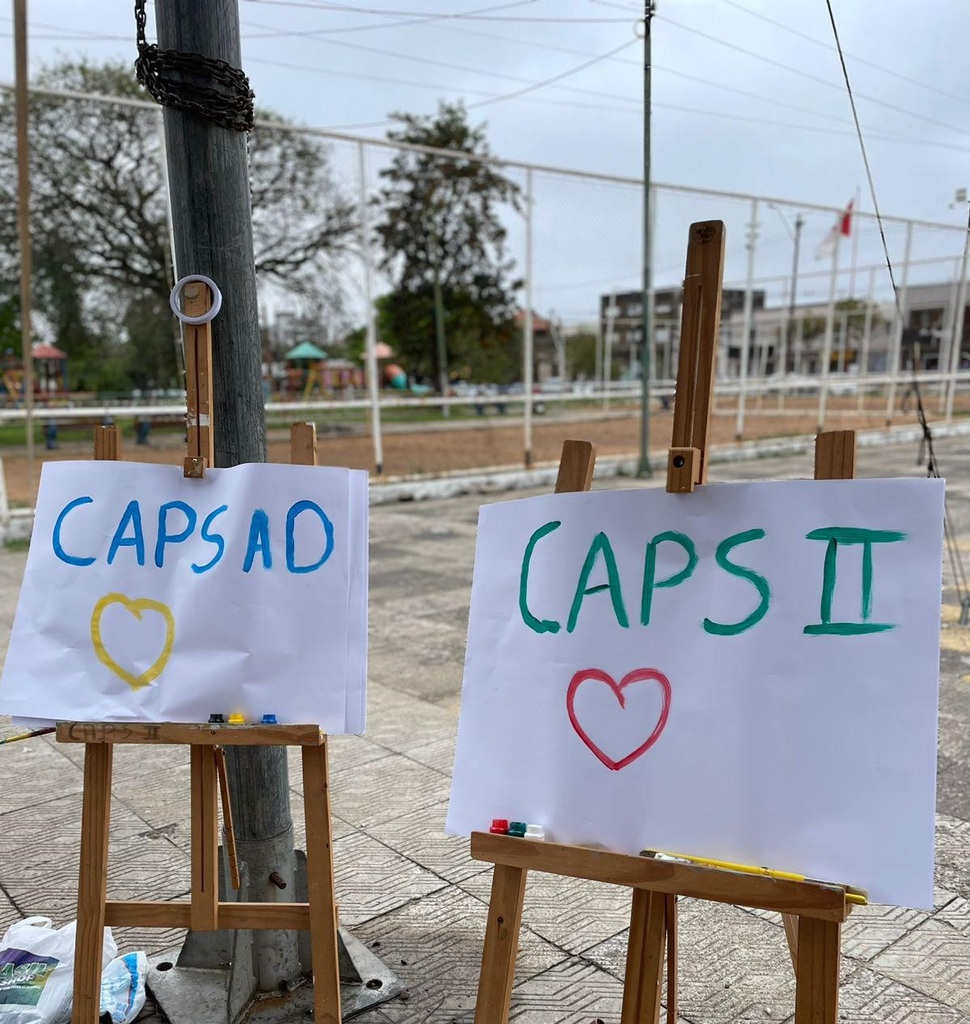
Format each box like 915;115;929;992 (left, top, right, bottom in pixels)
261;714;278;725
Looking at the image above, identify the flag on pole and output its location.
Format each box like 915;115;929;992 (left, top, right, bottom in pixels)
815;199;853;259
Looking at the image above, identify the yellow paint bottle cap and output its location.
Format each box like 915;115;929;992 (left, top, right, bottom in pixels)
228;713;245;725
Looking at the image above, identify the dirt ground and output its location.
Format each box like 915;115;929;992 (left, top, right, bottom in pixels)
1;394;920;506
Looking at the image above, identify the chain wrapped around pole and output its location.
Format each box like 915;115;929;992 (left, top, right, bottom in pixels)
134;0;255;132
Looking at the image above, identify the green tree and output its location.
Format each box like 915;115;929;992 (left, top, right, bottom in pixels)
0;60;355;392
567;331;598;380
373;102;523;387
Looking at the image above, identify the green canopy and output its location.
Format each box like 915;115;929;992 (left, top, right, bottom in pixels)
284;341;328;361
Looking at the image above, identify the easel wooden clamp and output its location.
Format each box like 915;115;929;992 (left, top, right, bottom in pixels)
65;277;343;1024
172;273;217;478
469;221;863;1024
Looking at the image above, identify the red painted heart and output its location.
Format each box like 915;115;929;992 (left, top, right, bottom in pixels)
566;668;672;771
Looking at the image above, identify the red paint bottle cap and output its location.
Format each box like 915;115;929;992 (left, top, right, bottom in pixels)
489;819;509;834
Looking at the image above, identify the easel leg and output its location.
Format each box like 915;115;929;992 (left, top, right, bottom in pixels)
474;864;528;1024
664;894;678;1023
794;917;841;1024
189;746;219;931
620;889;667;1024
72;742;113;1024
302;742;341;1024
782;911;799;968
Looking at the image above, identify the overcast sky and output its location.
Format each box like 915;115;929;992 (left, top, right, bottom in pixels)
3;0;969;323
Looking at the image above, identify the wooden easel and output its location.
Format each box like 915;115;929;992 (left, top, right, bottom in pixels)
63;279;342;1024
469;221;860;1024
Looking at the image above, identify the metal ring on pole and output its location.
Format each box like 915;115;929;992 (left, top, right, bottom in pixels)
170;275;223;325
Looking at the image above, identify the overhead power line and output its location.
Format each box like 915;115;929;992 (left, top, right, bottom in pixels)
722;0;970;109
242;15;645;108
241;16;890;135
238;47;968;155
247;38;642;117
658;12;970;140
466;35;640;109
239;0;547;36
241;0;632;22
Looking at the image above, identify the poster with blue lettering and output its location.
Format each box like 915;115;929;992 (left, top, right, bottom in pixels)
447;478;945;908
0;460;368;732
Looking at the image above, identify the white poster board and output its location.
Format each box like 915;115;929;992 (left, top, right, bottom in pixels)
447;478;944;908
0;461;368;732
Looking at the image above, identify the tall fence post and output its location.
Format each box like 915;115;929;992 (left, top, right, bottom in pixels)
603;288;617;410
885;221;914;425
523;167;534;468
735;198;759;440
816;233;842;433
857;267;876;414
945;212;970;423
938;258;960;414
358;142;384;475
13;0;34;497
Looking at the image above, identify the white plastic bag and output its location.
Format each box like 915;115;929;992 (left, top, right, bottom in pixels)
0;917;116;1024
99;953;147;1024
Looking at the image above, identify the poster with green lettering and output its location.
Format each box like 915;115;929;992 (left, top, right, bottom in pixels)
447;477;945;908
0;460;368;731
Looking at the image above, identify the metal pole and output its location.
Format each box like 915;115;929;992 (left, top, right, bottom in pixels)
938;258;959;413
778;214;803;411
816;238;840;432
604;288;616;411
523;167;534;468
155;0;297;991
358;142;384;474
594;300;603;394
945;208;970;423
735;198;758;440
433;272;449;418
637;0;654;477
857;266;875;414
849;187;860;298
13;0;35;496
157;109;178;283
156;109;186;386
885;221;913;425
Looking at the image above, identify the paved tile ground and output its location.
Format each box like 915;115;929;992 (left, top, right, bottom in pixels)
0;437;968;1023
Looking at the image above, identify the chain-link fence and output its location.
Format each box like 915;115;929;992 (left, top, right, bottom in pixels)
272;123;969;464
7;83;970;471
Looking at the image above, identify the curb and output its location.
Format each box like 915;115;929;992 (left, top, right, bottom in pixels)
4;420;965;542
367;419;970;505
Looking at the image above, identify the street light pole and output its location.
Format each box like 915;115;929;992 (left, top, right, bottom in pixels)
637;1;655;477
13;0;35;496
787;214;804;373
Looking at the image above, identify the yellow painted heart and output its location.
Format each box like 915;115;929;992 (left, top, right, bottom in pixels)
90;593;176;691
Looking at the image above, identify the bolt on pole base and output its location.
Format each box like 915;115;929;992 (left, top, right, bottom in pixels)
147;928;405;1024
147;851;405;1022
